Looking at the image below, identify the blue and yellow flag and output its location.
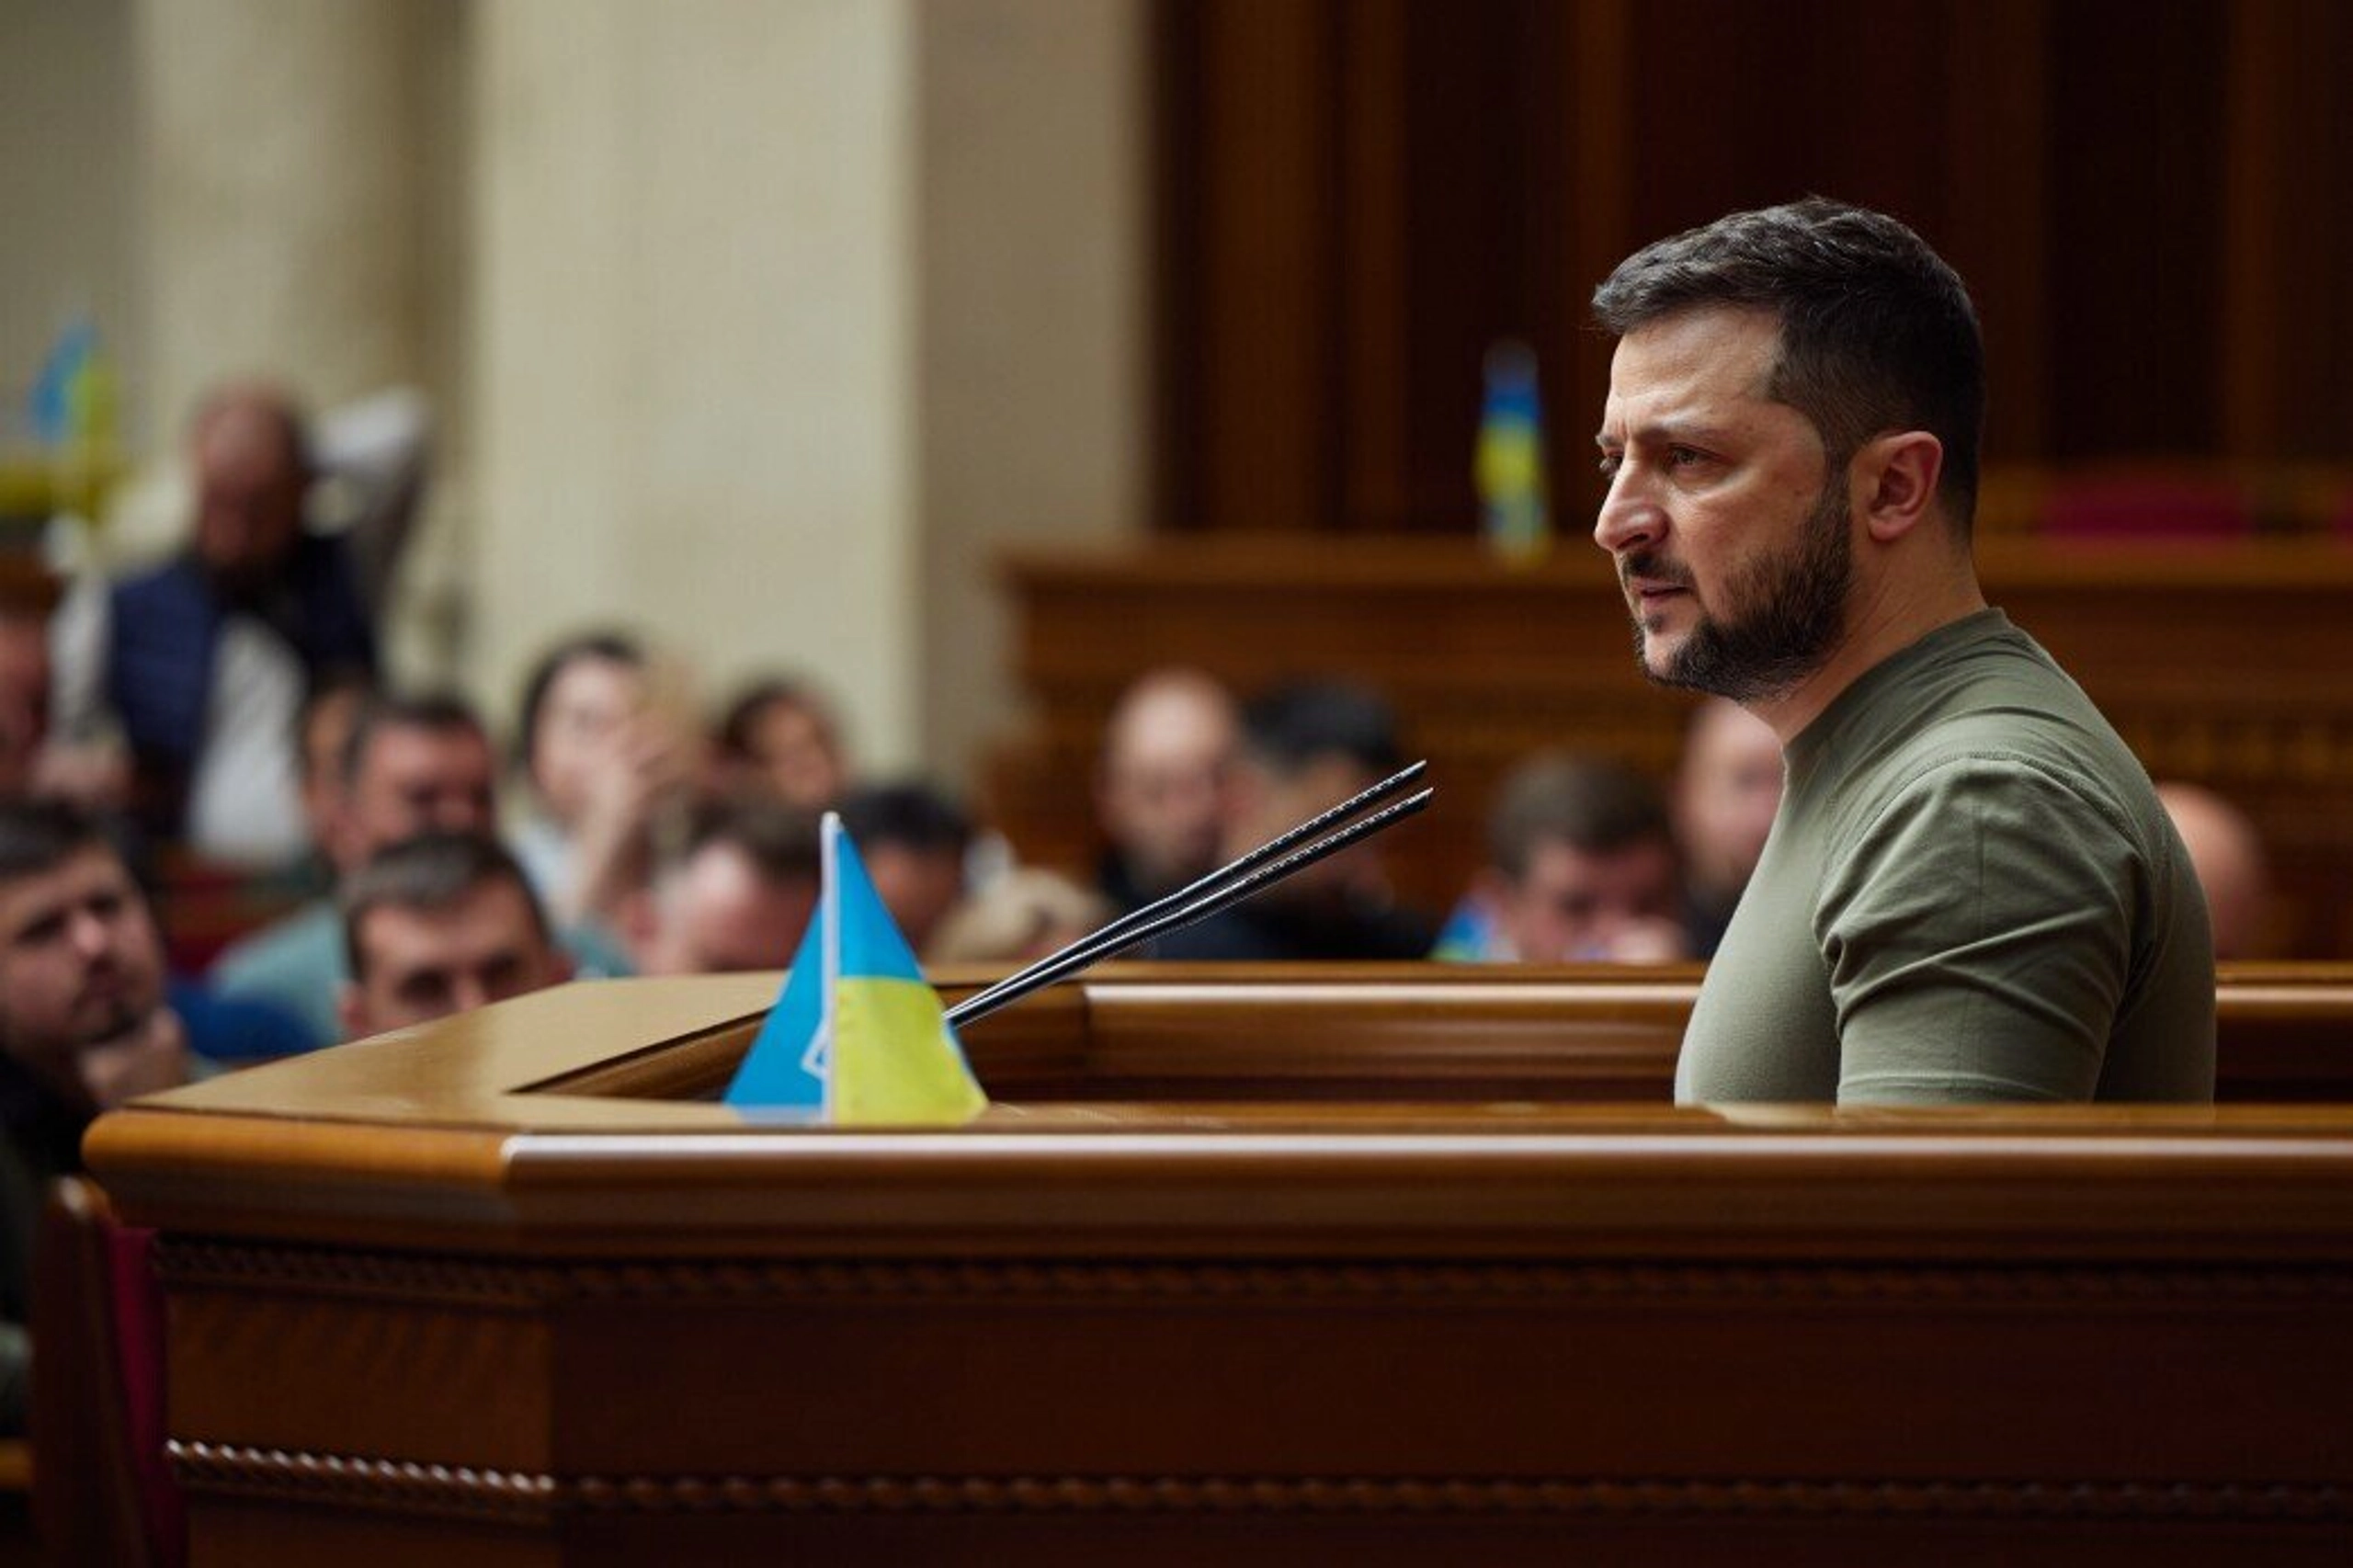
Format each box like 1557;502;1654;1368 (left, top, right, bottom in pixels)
1474;339;1550;564
724;812;988;1125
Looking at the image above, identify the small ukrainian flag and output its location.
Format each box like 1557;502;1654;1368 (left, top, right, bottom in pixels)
1474;338;1551;564
725;812;988;1125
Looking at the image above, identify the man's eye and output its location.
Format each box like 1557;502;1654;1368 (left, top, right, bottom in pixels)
1667;446;1707;468
1596;453;1622;480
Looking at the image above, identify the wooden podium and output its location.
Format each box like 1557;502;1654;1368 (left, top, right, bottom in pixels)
86;971;2353;1566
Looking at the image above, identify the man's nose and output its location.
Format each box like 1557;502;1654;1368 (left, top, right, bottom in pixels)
68;907;113;959
1593;472;1664;556
451;974;493;1014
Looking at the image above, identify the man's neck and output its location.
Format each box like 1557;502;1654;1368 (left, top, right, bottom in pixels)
1749;563;1989;744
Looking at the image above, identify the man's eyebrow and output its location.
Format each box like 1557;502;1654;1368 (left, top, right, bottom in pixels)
1597;419;1734;451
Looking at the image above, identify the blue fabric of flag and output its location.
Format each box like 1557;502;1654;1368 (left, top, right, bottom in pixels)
725;812;985;1125
722;915;827;1117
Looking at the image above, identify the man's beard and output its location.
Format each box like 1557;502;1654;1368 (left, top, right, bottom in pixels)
1621;480;1854;704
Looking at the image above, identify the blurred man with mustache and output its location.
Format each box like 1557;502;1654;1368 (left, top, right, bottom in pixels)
0;801;191;1431
1591;199;2212;1104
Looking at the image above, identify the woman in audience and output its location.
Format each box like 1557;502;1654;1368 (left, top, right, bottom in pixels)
511;631;699;933
711;676;853;812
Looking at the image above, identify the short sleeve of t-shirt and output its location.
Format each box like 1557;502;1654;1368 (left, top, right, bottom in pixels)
1814;753;2141;1104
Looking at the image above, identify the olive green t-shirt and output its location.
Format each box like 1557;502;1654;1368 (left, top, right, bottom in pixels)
1677;609;2216;1105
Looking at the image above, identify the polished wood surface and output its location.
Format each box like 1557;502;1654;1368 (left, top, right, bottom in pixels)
78;969;2353;1562
988;534;2353;955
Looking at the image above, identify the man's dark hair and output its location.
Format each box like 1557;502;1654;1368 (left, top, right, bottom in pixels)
517;630;644;768
714;676;839;761
838;781;972;858
670;795;822;887
1487;753;1675;882
1240;680;1404;780
339;691;488;786
1591;197;1984;529
0;799;124;886
339;831;551;980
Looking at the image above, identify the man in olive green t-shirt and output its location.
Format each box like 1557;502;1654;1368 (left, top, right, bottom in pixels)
1588;199;2214;1104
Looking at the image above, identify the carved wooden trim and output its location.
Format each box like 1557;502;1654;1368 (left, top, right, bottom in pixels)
170;1442;2353;1525
157;1240;2353;1308
171;1441;559;1525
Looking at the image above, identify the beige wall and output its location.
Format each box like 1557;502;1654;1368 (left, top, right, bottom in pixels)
0;0;137;444
135;0;460;433
472;0;926;766
916;0;1152;787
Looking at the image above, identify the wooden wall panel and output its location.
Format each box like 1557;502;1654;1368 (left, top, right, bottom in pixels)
1154;0;2353;531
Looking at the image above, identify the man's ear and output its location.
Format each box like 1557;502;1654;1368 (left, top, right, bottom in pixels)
335;982;367;1044
1854;430;1945;542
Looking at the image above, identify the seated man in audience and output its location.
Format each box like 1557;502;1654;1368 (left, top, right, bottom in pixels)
625;797;822;974
839;781;974;958
1673;698;1783;957
2157;781;2273;961
711;676;853;812
1438;753;1687;964
47;383;420;866
513;631;697;932
1154;680;1437;961
339;832;569;1039
0;801;193;1432
1093;667;1239;915
210;692;499;1049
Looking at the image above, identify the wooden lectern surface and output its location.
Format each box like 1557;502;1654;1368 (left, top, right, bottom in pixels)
85;971;2353;1565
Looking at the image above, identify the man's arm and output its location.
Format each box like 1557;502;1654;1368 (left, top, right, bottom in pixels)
1815;756;2140;1103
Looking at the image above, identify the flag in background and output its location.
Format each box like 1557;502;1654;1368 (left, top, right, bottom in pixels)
1474;339;1551;563
725;812;988;1126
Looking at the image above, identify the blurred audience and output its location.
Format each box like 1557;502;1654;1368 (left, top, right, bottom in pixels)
1094;667;1238;915
625;796;822;974
839;781;972;956
929;868;1108;967
513;631;697;933
338;832;568;1039
712;676;852;812
0;801;192;1433
1673;698;1783;958
1436;754;1686;964
47;382;422;866
1154;680;1436;960
2157;780;2274;961
210;692;499;1048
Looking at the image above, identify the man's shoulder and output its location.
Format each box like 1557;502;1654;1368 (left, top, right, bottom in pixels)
212;900;345;989
108;551;202;607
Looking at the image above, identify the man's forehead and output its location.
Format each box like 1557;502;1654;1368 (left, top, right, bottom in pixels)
364;888;538;966
0;846;131;922
368;725;490;778
1599;307;1783;434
